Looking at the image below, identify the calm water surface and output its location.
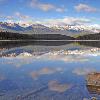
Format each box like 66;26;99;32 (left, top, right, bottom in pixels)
0;41;100;100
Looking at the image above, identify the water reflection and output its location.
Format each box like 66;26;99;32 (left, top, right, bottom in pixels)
48;80;72;93
72;68;96;76
0;41;100;58
30;67;63;80
0;41;100;100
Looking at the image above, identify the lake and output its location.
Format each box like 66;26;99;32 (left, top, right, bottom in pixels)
0;41;100;100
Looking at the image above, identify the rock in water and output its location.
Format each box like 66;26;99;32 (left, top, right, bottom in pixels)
86;72;100;95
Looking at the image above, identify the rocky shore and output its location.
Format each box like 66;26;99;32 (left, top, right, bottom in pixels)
86;73;100;95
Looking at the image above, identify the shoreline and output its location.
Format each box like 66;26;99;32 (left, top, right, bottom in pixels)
0;40;100;42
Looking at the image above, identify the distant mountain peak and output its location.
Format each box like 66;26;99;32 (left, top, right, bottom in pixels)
0;22;100;36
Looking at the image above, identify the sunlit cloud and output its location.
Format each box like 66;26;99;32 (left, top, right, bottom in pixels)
0;0;99;27
41;17;91;26
1;12;98;27
75;4;98;12
15;12;30;19
13;16;92;26
48;80;72;92
0;15;14;20
30;0;66;12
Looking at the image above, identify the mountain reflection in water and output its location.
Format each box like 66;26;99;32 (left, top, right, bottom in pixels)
0;41;100;100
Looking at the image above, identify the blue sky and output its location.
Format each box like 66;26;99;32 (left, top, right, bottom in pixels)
0;0;100;26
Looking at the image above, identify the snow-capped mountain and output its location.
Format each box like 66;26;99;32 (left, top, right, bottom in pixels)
24;24;55;33
0;22;25;31
50;24;100;33
0;23;61;37
0;22;100;36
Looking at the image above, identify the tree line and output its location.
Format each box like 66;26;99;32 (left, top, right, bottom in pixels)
0;31;75;40
1;31;100;40
0;31;34;40
76;32;100;40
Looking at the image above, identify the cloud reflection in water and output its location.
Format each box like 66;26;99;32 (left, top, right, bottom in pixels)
30;67;63;80
48;80;72;93
72;67;96;76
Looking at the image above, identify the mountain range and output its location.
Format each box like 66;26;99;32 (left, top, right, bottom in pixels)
0;22;100;36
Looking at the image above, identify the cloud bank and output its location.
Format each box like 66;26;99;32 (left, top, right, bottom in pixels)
30;0;66;12
75;4;98;12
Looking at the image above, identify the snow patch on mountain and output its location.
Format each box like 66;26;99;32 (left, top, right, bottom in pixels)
0;22;100;36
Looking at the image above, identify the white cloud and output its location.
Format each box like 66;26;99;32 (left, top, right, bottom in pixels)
38;3;55;11
40;17;91;26
30;0;66;12
56;8;66;12
2;12;99;29
75;4;98;12
9;16;92;27
0;15;14;22
15;12;30;19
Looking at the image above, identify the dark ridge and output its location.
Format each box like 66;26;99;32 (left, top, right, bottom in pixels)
76;32;100;40
0;31;35;40
0;31;75;40
32;34;75;40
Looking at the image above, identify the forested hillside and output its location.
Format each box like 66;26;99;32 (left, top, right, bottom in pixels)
77;33;100;40
0;32;75;40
